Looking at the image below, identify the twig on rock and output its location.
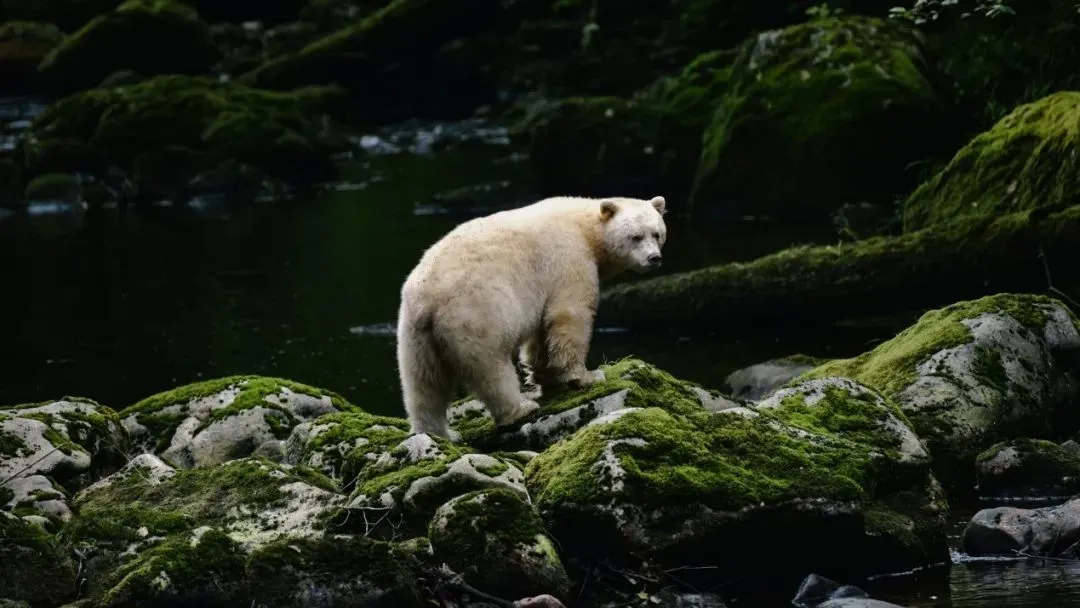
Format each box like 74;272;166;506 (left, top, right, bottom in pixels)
434;564;516;608
1;446;61;486
1038;244;1080;310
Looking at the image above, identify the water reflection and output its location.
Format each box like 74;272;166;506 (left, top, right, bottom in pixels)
865;553;1080;607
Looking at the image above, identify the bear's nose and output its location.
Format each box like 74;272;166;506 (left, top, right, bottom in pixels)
647;253;662;266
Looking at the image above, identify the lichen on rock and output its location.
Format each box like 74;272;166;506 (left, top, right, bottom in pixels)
524;373;948;584
0;397;129;506
429;488;570;600
903;91;1080;232
450;358;741;451
803;293;1080;492
285;411;528;538
120;375;356;469
69;455;344;556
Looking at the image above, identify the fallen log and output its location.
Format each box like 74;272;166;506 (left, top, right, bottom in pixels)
598;205;1080;331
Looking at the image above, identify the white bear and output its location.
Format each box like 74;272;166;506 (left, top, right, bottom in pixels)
395;194;668;439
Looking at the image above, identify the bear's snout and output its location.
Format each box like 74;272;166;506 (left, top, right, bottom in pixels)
646;253;662;268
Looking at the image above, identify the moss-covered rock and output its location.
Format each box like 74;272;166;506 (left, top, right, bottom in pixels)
285;412;529;537
187;0;307;24
299;0;387;30
0;0;122;32
36;0;218;94
724;355;829;401
598;205;1080;331
903;92;1080;232
689;15;953;221
0;397;129;497
241;0;505;123
18;74;347;203
804;293;1080;493
262;21;322;58
429;489;570;600
58;449;428;606
524;374;948;585
450;358;741;451
120;375;357;469
0;512;77;606
23;172;79;201
69;456;344;561
245;534;425;607
2;473;72;527
0;21;64;93
508;49;733;200
974;438;1080;499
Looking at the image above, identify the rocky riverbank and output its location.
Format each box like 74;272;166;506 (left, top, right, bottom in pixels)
3;292;1078;606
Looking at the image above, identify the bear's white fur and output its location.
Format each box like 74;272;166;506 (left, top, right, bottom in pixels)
396;195;668;439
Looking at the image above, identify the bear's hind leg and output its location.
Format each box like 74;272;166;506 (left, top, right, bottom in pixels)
398;316;455;439
463;356;539;429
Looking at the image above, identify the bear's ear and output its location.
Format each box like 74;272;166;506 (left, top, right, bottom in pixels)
600;200;618;222
649;195;667;216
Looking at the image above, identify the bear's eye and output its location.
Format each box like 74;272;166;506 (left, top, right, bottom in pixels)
652;232;660;240
632;235;645;242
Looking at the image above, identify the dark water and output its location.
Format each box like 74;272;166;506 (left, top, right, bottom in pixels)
4;102;1079;607
0;110;859;414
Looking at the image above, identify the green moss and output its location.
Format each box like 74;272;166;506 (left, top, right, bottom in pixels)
123;374;357;449
431;489;545;556
0;0;123;32
246;534;423;605
100;528;247;605
0;486;14;505
295;411;413;487
241;0;501;121
690;15;952;221
0;20;64;91
454;358;709;446
36;0;217;94
903;92;1080;232
597;205;1080;331
352;459;455;507
476;460;510;478
0;513;78;606
765;385;900;453
509;50;732;200
429;488;567;598
19;75;347;200
527;407;873;515
975;438;1080;496
23;172;78;201
524;380;946;577
0;398;127;471
74;457;335;540
802;293;1057;396
0;429;28;458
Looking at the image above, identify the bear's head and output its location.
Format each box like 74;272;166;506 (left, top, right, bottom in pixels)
599;195;668;274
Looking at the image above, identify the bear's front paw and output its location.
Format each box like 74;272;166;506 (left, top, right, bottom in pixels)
495;399;540;429
562;368;605;388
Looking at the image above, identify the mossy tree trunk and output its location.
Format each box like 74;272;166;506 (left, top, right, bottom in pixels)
599;206;1080;331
